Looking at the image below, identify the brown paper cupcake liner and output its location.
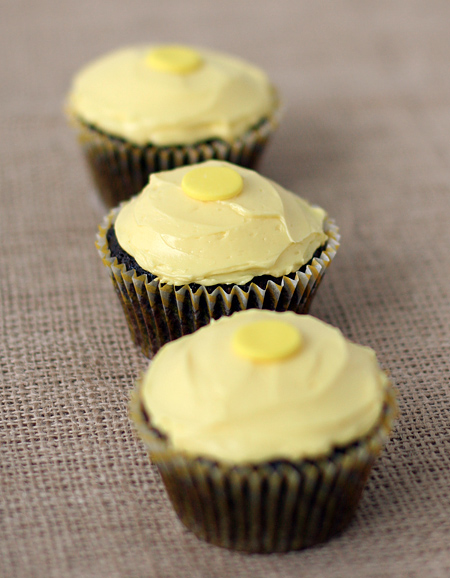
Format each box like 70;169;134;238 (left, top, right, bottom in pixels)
69;106;281;207
130;384;397;552
96;208;340;358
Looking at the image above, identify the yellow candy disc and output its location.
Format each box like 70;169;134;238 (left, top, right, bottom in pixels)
232;320;302;362
181;166;243;201
145;45;203;74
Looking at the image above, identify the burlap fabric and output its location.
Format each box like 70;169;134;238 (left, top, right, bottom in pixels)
1;1;449;577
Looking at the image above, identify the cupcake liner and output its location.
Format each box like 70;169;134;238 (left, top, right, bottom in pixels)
96;208;340;358
130;384;397;552
69;107;281;207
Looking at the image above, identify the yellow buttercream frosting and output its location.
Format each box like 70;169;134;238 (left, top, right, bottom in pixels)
68;44;277;146
114;161;328;286
140;310;389;464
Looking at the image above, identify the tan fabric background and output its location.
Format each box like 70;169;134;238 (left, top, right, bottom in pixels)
2;1;450;576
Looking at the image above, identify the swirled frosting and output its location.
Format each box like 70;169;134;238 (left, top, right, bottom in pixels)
114;161;328;286
67;44;277;146
140;310;389;464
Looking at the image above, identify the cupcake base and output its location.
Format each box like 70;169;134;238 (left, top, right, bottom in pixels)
96;209;340;358
70;111;280;207
130;386;397;553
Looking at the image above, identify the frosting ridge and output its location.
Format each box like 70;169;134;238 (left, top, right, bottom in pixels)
114;161;328;285
141;310;389;463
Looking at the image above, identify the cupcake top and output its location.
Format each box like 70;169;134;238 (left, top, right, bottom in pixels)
114;161;328;286
140;309;390;464
67;44;277;146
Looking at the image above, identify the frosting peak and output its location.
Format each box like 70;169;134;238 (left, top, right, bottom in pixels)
141;310;390;464
114;161;328;285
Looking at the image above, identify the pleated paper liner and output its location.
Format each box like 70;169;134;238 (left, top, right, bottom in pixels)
130;384;397;553
69;105;281;207
96;209;340;358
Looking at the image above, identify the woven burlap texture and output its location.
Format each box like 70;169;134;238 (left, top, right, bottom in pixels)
1;1;450;577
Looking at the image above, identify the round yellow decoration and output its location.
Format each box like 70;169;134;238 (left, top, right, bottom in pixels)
232;320;302;362
181;166;243;201
145;45;203;74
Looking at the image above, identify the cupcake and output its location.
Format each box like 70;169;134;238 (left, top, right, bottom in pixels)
96;160;340;358
130;309;397;552
66;44;280;207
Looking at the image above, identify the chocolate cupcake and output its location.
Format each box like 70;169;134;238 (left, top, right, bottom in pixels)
130;309;397;552
66;44;280;206
96;161;340;358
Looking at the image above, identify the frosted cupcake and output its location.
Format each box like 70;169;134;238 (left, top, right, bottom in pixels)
67;44;280;206
130;309;397;552
96;161;340;357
